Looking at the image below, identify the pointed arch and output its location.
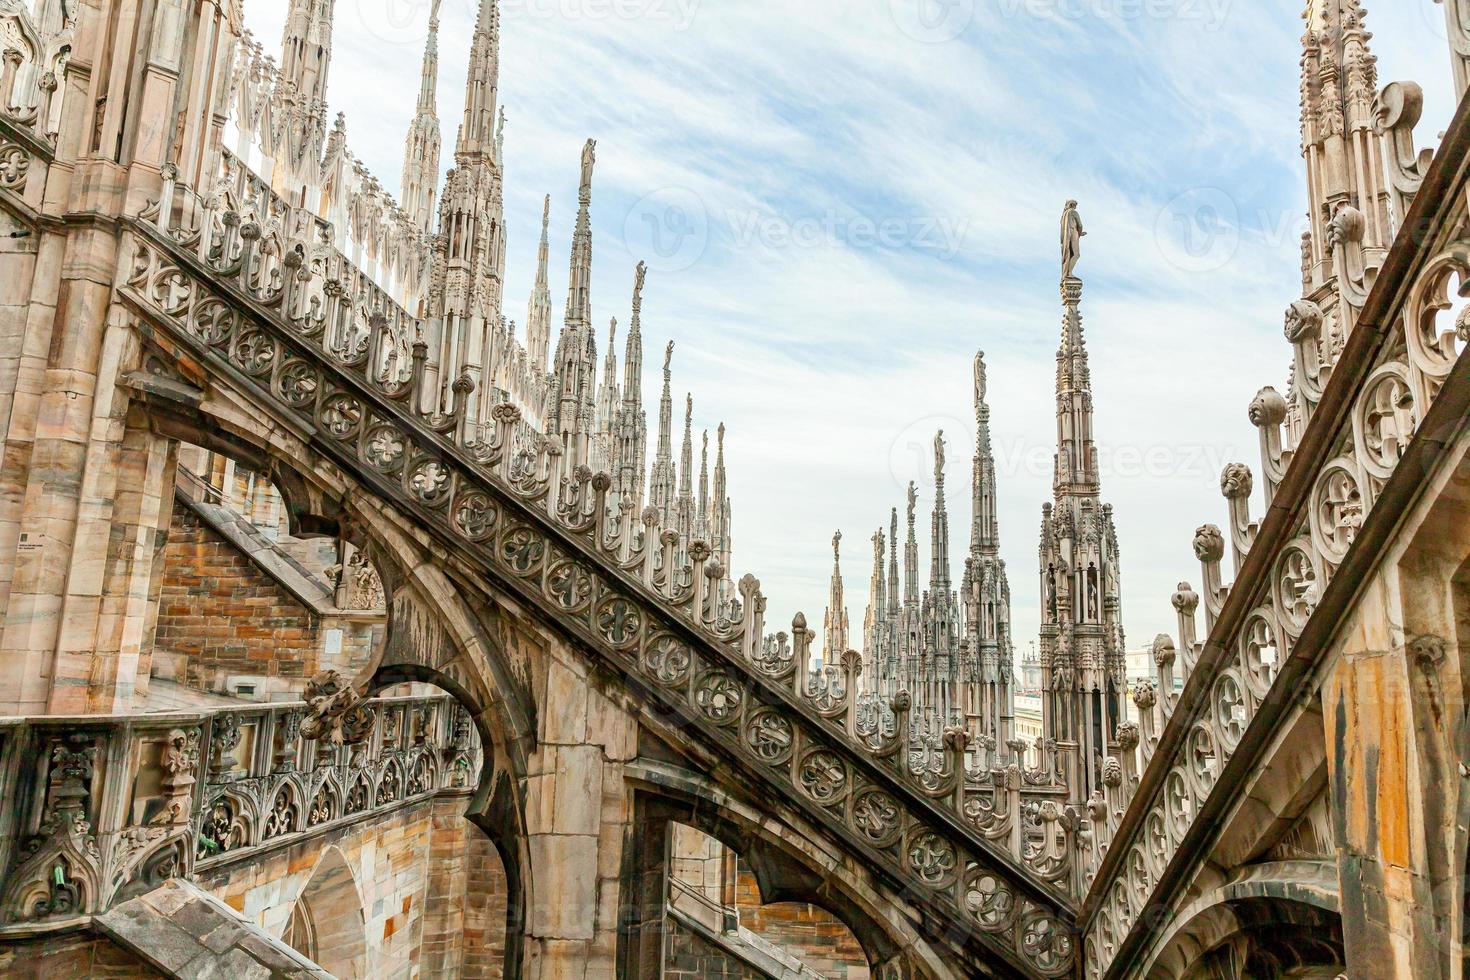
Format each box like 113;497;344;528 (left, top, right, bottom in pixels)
286;845;368;978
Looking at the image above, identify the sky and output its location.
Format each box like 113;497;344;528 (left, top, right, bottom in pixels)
244;0;1457;661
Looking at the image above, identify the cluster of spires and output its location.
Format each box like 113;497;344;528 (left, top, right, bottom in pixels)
821;204;1123;776
271;0;739;605
825;353;1016;748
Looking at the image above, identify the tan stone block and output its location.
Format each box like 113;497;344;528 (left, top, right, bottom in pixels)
526;833;599;942
552;745;603;837
542;657;588;744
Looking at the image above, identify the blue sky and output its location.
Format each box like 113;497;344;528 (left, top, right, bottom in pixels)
245;0;1456;660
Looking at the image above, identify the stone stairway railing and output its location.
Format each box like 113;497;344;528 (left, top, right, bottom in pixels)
1074;71;1470;979
101;147;1081;975
0;693;479;936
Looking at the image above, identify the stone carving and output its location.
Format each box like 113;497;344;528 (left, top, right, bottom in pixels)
300;670;376;746
159;729;201;824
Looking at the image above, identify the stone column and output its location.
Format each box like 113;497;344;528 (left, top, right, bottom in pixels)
521;642;636;979
0;0;235;714
1324;461;1470;980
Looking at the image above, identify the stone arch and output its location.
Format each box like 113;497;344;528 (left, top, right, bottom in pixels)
621;761;953;980
1140;862;1343;979
666;820;870;979
286;845;369;978
136;378;535;769
140;386;536;976
361;663;528;980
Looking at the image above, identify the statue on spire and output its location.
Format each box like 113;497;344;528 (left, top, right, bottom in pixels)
833;530;842;563
579;139;597;197
664;340;674;372
973;350;987;412
1061;199;1085;281
934;430;946;480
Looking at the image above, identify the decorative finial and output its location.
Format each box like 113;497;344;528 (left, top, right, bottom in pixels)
832;530;842;563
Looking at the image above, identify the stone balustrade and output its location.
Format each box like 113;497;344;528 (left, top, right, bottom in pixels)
0;693;479;935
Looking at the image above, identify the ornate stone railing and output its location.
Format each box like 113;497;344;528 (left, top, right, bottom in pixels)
117;167;1080;975
0;105;52;218
1076;65;1470;979
222;30;430;310
0;694;478;935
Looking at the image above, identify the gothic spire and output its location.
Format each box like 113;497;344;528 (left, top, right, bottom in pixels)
526;195;552;372
596;317;620;469
697;430;710;538
679;394;694;499
1054;283;1097;493
888;507;900;616
612;262;649;506
650;342;677;527
416;0;441;115
870;528;887;628
623;263;647;403
712;423;728;527
564;140;596;332
823;531;850;660
400;0;442;234
930;431;951;595
281;0;335;108
904;482;919;604
970;351;1000;557
459;0;500;160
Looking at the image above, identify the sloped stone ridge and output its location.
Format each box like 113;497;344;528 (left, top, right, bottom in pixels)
95;879;333;980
